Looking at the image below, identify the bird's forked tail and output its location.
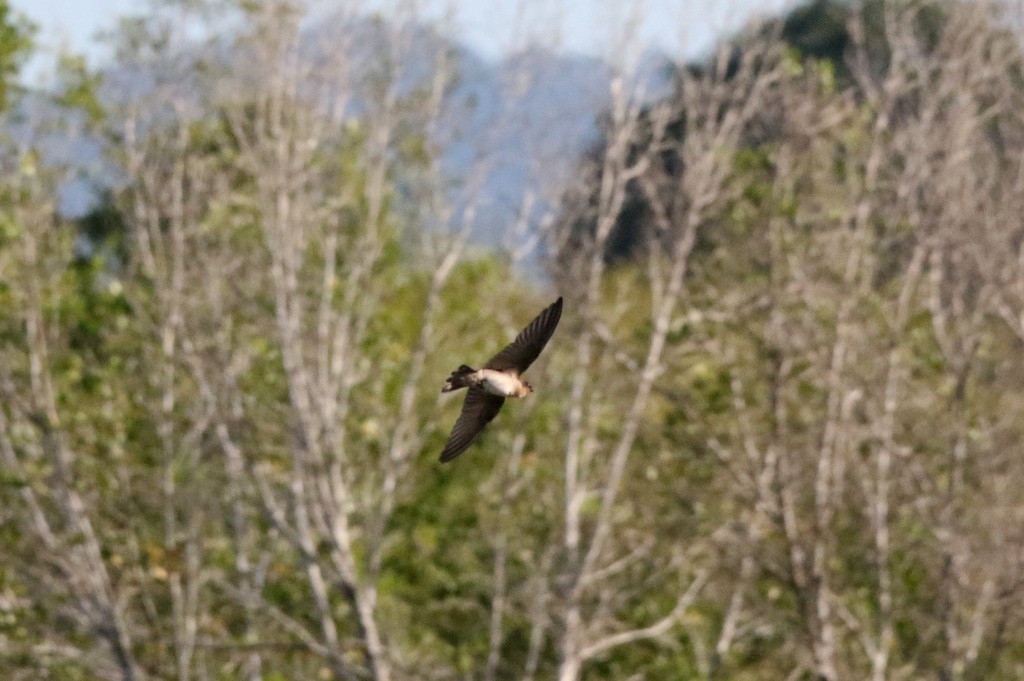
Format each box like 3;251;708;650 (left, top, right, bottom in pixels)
442;365;476;393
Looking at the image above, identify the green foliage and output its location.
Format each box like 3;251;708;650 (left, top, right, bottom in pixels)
54;53;105;127
0;0;32;111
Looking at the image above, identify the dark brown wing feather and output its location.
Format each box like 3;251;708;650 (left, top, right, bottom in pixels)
439;387;505;462
485;296;563;373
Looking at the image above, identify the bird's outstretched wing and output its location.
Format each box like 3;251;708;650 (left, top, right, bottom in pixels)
439;387;505;462
485;296;563;373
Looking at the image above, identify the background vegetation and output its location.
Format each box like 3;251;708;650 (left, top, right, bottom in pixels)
1;0;1024;679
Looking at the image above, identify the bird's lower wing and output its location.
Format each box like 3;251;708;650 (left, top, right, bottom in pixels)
439;387;505;462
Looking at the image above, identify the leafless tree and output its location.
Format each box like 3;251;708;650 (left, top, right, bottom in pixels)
538;19;784;681
0;138;146;679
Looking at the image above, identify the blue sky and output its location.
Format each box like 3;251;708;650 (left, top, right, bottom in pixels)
13;0;794;82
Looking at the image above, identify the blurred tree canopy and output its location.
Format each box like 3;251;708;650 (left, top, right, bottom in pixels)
2;1;1024;680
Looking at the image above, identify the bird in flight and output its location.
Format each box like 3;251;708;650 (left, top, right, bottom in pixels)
439;296;563;462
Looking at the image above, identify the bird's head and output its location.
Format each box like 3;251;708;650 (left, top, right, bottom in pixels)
518;381;534;397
